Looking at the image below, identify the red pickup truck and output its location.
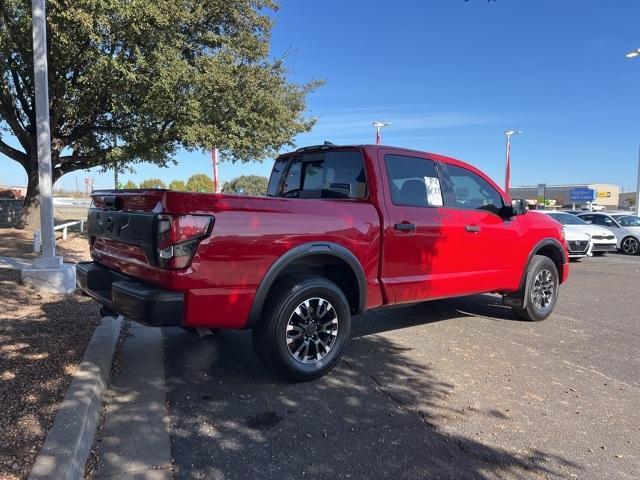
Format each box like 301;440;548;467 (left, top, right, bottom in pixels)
77;144;569;381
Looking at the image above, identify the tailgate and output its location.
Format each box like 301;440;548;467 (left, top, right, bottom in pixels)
88;189;167;269
88;209;157;263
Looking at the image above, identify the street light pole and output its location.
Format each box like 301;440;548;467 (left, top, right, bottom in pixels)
503;130;522;196
625;48;640;216
31;0;60;268
372;122;390;145
636;145;640;216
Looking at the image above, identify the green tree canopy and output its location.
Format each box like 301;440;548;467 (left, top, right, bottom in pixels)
221;174;268;196
186;173;213;192
139;178;165;189
123;180;137;189
0;0;319;226
168;179;186;191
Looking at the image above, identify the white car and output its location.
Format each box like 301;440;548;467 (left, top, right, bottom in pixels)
539;211;617;256
581;202;606;212
577;213;640;255
532;212;591;259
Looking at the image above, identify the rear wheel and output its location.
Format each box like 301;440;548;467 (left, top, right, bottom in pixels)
252;276;351;382
621;236;639;255
513;255;559;322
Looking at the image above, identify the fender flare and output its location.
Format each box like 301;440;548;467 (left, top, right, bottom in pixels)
245;242;367;328
509;238;566;308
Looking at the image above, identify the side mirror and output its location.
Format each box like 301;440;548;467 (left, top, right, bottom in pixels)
511;198;527;216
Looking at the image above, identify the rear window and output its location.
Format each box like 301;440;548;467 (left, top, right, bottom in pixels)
267;151;367;199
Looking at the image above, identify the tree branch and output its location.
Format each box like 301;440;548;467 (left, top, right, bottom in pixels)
0;96;32;153
7;60;35;127
0;138;29;166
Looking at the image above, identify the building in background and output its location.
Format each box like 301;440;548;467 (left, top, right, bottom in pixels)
509;183;620;209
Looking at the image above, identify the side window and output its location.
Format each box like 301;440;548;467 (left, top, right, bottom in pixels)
441;164;504;214
593;215;615;227
267;159;288;196
384;155;443;207
269;151;367;199
580;215;594;223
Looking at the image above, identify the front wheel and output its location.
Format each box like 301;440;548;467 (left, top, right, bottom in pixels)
513;255;559;322
252;276;351;382
621;236;640;255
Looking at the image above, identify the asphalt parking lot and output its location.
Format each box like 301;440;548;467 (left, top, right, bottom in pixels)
163;254;640;480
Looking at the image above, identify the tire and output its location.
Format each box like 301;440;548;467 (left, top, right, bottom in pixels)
621;236;640;255
512;255;559;322
252;276;351;382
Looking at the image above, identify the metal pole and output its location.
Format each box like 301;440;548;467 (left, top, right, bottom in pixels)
211;147;219;193
31;0;60;267
504;133;511;195
113;134;118;189
636;144;640;216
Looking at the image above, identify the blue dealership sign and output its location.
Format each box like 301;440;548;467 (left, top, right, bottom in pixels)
569;188;596;202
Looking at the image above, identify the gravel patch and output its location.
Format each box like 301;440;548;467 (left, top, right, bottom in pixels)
0;228;89;263
0;227;99;479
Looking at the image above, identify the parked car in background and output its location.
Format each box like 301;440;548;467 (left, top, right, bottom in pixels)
532;213;590;259
577;213;640;255
75;144;570;381
581;203;606;212
537;211;617;256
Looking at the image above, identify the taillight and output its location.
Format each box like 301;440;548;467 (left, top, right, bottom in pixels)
156;215;213;269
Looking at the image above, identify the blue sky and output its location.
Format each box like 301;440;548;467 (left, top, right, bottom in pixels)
2;0;640;191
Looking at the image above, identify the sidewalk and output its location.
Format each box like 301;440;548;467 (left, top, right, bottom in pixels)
89;322;173;480
0;255;32;269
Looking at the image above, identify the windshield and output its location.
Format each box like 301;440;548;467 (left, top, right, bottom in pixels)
548;212;588;226
617;216;640;227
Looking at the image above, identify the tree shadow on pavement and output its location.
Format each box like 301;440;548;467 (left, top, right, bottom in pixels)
163;297;580;480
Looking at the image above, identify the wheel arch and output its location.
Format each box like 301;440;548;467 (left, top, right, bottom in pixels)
504;238;566;309
246;242;367;329
524;238;567;288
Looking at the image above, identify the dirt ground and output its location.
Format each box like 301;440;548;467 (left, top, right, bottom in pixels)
0;227;100;480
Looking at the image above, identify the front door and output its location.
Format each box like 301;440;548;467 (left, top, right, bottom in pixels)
438;162;521;292
379;152;472;304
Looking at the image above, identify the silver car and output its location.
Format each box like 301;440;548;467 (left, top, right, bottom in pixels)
577;213;640;255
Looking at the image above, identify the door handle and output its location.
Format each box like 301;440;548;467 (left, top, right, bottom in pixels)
394;222;416;232
465;224;481;233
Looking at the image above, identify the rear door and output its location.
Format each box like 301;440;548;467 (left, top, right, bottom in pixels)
379;152;471;303
438;162;521;292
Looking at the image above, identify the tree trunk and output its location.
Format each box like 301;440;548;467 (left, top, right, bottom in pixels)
17;164;41;231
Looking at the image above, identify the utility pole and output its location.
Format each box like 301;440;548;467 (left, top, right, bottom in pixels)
113;134;119;189
31;0;60;268
503;130;522;196
211;147;220;193
624;49;640;216
636;145;640;216
372;122;390;145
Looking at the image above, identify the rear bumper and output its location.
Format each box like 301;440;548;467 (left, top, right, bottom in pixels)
76;262;183;327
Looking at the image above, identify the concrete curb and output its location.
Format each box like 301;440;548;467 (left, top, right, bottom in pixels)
28;316;123;480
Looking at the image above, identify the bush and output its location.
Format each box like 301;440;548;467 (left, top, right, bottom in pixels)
221;175;268;196
139;178;166;189
169;180;187;191
186;174;214;193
